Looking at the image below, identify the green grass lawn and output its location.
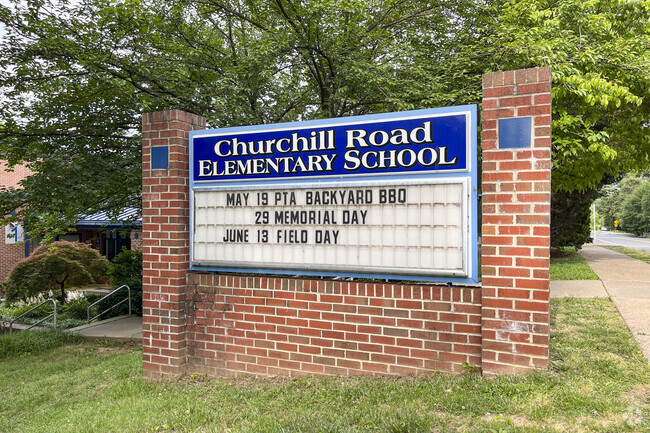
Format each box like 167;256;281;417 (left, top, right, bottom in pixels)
603;246;650;265
550;247;599;280
1;298;648;432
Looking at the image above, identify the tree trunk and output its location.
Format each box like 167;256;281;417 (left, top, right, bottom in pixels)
58;274;68;304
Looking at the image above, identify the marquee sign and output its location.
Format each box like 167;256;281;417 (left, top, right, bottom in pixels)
189;106;478;283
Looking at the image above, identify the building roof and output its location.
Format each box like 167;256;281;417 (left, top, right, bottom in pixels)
76;207;142;229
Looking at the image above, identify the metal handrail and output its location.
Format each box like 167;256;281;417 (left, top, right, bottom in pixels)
10;298;57;333
87;285;131;323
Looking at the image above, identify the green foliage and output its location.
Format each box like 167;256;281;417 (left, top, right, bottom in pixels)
621;181;650;236
108;248;142;287
551;188;595;249
596;174;644;229
596;174;650;235
60;296;91;321
0;294;90;329
0;301;38;323
92;282;142;317
492;0;650;247
0;0;491;238
0;329;82;358
106;248;143;316
0;0;649;248
491;0;650;194
4;241;109;303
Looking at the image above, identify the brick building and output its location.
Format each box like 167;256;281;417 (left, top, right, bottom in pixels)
1;161;142;281
0;161;31;280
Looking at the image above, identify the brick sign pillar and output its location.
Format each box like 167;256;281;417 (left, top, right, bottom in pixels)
142;110;206;379
480;67;552;375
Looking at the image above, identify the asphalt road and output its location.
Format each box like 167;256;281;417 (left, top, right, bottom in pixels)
591;230;650;252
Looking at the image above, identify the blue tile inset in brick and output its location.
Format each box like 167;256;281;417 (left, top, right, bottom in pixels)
499;117;532;149
151;146;169;169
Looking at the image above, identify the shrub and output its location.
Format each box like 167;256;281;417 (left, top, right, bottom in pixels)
61;297;91;321
5;241;109;304
107;248;142;287
551;188;595;250
105;248;143;316
90;282;142;318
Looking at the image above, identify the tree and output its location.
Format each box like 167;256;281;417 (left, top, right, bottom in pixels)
596;175;644;229
0;0;649;247
489;0;650;248
620;179;650;236
5;241;109;303
0;0;492;238
491;0;650;192
550;188;597;249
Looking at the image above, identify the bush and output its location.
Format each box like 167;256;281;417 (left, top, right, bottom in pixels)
105;249;143;316
1;294;91;329
5;241;109;304
108;248;142;287
0;298;54;322
60;297;91;321
551;188;596;249
92;282;142;318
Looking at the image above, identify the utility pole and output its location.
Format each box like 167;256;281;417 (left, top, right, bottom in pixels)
593;202;596;239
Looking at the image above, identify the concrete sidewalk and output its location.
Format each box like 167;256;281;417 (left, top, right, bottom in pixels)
67;315;142;342
550;279;607;298
555;245;650;362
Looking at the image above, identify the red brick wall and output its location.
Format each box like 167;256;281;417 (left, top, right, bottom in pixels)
0;161;31;189
0;162;31;280
0;234;24;280
130;230;143;250
185;274;481;377
141;110;206;379
480;67;552;375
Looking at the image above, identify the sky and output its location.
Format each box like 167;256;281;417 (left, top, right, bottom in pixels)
0;0;8;42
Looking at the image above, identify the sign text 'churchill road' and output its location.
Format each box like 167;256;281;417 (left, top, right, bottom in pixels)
189;106;478;283
192;113;469;181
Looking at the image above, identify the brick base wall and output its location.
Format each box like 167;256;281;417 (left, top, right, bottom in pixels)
184;274;481;376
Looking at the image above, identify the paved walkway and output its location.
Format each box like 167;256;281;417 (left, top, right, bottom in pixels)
67;315;142;342
550;244;650;362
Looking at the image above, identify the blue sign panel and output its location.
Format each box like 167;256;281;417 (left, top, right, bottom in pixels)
191;109;471;183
